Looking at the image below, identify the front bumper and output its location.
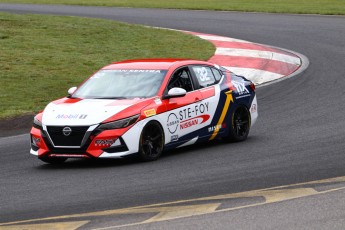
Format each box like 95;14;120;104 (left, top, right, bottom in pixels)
30;125;134;159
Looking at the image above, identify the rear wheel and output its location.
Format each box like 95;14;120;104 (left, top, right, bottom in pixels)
138;121;164;161
226;105;250;142
39;157;67;164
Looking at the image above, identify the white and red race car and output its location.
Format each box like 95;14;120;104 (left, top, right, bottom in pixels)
30;59;258;163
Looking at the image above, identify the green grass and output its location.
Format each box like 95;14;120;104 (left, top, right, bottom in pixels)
0;13;215;119
1;0;345;15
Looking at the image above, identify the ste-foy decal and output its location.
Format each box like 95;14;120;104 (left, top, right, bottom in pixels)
178;102;209;121
167;102;211;133
56;114;88;119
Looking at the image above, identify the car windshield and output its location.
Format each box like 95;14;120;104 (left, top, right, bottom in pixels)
72;69;167;99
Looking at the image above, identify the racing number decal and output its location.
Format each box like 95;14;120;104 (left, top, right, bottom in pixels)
192;66;216;88
195;67;211;82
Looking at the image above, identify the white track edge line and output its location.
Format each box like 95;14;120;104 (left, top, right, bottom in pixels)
215;48;301;65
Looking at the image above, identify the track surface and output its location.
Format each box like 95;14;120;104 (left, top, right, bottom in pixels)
1;4;345;225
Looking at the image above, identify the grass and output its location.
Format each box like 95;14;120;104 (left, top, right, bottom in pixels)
0;13;215;119
1;0;345;15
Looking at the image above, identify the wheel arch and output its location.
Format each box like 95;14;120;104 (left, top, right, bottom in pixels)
224;102;251;142
142;119;166;144
138;118;166;161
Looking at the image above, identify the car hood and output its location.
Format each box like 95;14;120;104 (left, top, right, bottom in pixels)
42;98;148;126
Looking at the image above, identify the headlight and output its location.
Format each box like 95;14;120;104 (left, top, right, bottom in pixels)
97;114;139;130
33;116;42;129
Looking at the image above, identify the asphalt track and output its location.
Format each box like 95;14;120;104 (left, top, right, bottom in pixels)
1;4;345;228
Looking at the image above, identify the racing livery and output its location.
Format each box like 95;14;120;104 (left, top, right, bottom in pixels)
30;59;258;163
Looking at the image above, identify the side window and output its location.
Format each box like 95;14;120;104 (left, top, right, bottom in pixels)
191;66;216;88
167;67;194;92
211;67;223;81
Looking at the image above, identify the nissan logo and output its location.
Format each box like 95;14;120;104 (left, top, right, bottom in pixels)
62;127;72;136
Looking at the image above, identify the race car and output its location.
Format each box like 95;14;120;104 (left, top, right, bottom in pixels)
30;59;258;163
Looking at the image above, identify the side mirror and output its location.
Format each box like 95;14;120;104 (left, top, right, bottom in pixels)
67;86;77;96
163;87;187;99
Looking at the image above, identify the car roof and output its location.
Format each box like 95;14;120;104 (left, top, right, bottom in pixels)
102;59;212;70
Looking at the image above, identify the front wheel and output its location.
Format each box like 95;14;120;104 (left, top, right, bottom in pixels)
225;105;250;142
138;121;164;161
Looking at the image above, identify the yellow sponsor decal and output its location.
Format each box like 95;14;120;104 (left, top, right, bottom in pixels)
144;108;156;117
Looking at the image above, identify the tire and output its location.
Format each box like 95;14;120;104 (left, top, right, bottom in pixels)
138;121;164;161
39;157;67;164
226;105;250;142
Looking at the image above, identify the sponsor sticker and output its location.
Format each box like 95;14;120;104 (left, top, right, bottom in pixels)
208;123;226;132
180;118;199;130
78;114;88;119
250;104;257;113
236;94;251;99
233;81;249;95
56;114;88;119
170;135;179;142
167;113;179;134
179;115;210;130
144;108;156;117
95;139;115;146
154;97;162;105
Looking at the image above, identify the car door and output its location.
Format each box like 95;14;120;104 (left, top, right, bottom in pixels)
162;66;204;145
162;65;225;146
